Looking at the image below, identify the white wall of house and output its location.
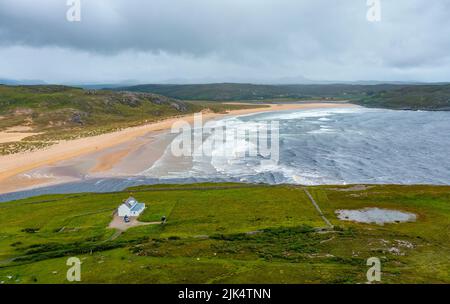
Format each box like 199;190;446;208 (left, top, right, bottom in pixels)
118;204;131;217
118;204;146;217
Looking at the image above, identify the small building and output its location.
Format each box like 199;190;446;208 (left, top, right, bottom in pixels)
118;197;146;217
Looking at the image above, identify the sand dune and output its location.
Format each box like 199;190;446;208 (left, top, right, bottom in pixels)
0;126;41;144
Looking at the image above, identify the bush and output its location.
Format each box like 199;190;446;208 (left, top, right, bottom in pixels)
21;228;40;233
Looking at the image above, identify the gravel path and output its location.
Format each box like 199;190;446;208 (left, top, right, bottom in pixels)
302;187;333;228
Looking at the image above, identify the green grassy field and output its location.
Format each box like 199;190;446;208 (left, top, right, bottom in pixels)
0;183;448;284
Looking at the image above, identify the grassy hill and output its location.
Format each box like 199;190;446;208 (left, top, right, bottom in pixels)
115;83;401;101
0;85;263;154
116;83;450;111
0;85;196;137
0;183;448;284
356;84;450;111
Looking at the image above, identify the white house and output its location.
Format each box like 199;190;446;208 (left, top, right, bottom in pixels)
118;197;146;217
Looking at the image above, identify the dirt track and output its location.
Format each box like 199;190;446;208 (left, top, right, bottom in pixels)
108;214;161;232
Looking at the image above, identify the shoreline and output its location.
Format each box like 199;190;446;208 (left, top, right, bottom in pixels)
0;103;356;195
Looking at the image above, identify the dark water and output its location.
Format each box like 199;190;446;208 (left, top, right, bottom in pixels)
2;107;449;202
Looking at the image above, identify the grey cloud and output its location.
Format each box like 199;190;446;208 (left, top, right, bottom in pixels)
0;0;449;83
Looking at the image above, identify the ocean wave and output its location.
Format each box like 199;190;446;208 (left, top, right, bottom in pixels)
147;107;450;186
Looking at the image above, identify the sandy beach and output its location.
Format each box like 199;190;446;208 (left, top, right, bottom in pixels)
0;103;356;194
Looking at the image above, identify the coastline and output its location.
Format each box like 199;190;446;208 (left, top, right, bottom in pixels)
0;102;356;195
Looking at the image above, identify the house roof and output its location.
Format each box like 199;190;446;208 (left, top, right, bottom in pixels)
122;197;142;210
130;202;145;213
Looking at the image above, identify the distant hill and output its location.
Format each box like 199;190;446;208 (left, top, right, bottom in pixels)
115;83;450;110
0;78;47;86
113;83;404;101
356;84;450;111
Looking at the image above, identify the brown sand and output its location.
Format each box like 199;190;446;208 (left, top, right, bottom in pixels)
0;103;356;194
91;149;133;173
92;149;132;173
0;126;41;144
90;138;147;173
0;175;56;194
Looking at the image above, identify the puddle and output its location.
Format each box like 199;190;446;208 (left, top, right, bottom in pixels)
335;208;417;225
328;185;374;192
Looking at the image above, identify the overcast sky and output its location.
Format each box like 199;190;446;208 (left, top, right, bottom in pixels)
0;0;449;84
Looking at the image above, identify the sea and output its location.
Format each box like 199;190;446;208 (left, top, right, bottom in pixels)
1;106;449;202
